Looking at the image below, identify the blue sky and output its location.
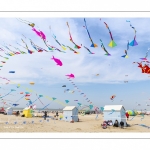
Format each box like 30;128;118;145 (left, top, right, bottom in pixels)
0;18;150;111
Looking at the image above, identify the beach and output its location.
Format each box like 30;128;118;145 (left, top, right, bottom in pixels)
0;113;150;132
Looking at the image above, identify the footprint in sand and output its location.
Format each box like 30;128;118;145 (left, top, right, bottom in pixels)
76;128;81;130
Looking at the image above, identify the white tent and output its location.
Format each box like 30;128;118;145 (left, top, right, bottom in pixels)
63;106;78;122
103;105;126;126
6;107;13;115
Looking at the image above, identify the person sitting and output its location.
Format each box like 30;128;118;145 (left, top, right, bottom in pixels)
120;121;124;128
108;120;113;126
113;120;119;127
101;121;107;129
16;111;20;116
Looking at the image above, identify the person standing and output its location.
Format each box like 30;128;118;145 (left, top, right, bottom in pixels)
44;111;47;120
125;112;129;120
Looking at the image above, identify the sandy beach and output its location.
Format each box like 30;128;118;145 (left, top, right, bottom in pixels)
0;113;150;132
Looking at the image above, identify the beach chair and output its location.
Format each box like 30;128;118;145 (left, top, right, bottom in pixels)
22;121;27;125
14;121;17;125
46;119;50;122
5;121;9;125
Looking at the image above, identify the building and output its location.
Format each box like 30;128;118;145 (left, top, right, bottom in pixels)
6;107;13;115
23;107;32;118
63;106;78;122
103;105;126;126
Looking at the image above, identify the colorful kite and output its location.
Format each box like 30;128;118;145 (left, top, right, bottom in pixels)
66;73;75;78
16;18;35;27
121;41;129;58
100;39;111;56
83;46;94;54
83;18;98;48
110;95;116;101
103;21;117;48
49;26;67;50
140;48;150;60
66;22;81;49
129;23;138;46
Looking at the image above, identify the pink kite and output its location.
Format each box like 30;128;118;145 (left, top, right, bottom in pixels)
32;28;46;40
51;56;63;66
66;73;75;78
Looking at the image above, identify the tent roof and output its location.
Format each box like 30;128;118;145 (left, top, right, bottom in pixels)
23;107;31;110
63;106;77;111
6;107;13;110
104;105;125;111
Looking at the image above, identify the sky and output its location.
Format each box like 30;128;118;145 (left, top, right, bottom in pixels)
0;17;150;111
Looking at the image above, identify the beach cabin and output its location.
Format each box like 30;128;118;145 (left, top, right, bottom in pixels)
6;107;13;115
103;105;126;126
63;106;78;122
23;107;32;118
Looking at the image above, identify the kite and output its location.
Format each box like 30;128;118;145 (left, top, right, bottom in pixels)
103;21;117;48
51;56;63;66
83;46;94;54
0;55;9;60
110;95;116;100
36;94;44;105
109;109;115;115
49;45;66;53
20;39;34;54
12;104;19;107
62;85;66;87
121;41;129;58
17;84;20;88
66;22;81;49
133;62;150;74
83;18;98;48
100;39;111;56
29;39;49;52
32;27;46;40
25;97;30;100
16;18;35;27
65;100;69;103
0;89;16;99
126;20;130;22
67;46;79;54
66;73;75;78
129;23;138;46
9;71;15;73
140;48;150;60
49;26;67;50
30;82;35;85
89;105;93;110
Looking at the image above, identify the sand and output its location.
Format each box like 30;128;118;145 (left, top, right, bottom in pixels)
0;113;150;132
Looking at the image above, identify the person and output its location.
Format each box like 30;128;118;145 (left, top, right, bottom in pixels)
120;121;124;128
16;111;20;116
125;112;129;120
101;121;107;129
109;120;113;126
44;111;47;120
56;111;59;118
113;120;119;127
